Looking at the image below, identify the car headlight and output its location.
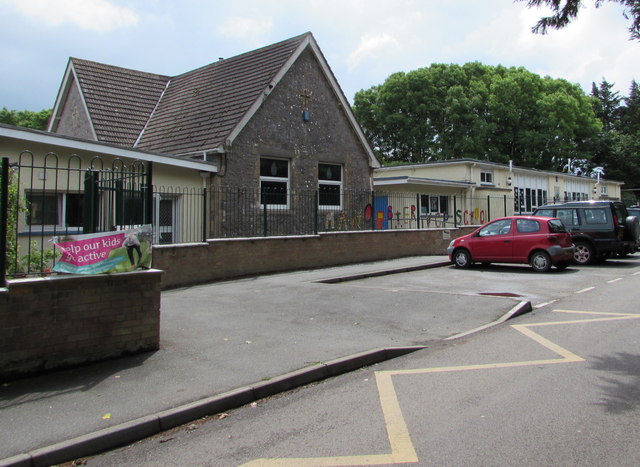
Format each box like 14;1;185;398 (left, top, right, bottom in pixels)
448;240;455;248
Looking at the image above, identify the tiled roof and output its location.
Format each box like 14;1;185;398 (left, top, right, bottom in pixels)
69;33;309;156
71;59;170;147
136;33;307;155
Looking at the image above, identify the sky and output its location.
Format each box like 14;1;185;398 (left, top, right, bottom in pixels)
0;0;638;111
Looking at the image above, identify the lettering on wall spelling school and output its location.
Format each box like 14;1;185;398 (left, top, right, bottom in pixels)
455;208;486;225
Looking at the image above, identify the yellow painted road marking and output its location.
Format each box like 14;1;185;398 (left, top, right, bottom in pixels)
242;310;640;466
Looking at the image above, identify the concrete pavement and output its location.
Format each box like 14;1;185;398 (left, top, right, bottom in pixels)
0;256;529;466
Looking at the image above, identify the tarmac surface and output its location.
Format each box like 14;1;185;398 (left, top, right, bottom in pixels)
0;256;528;466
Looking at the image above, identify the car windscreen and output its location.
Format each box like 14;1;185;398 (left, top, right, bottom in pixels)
548;219;567;233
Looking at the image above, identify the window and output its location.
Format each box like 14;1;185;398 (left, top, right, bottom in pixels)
556;209;579;227
536;209;554;218
260;158;289;207
548;219;567;233
479;218;511;236
583;208;608;225
600;185;608;195
516;219;541;233
480;170;493;184
26;191;84;230
420;195;449;216
318;163;342;209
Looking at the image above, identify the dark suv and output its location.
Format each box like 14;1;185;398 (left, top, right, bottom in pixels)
533;201;640;265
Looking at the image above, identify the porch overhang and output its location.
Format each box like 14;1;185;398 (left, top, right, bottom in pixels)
373;176;475;190
1;124;219;173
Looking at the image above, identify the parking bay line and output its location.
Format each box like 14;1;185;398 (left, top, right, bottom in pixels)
242;310;640;466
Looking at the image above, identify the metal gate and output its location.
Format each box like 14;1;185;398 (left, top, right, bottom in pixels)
1;152;152;281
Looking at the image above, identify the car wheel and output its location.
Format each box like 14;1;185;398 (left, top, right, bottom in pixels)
573;241;594;265
453;249;472;269
555;260;570;270
530;251;552;272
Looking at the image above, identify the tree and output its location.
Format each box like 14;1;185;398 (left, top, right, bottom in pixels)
516;0;640;41
352;63;601;171
588;79;640;203
0;107;52;130
620;80;640;134
590;79;622;131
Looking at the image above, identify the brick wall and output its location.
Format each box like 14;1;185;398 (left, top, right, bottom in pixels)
154;227;476;289
0;270;162;381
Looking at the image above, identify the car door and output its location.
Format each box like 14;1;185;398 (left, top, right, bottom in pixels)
511;218;544;261
472;218;514;261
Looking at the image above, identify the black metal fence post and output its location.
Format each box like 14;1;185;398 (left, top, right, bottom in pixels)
314;190;318;235
202;187;208;242
371;191;376;230
145;161;153;226
263;196;268;237
487;195;491;221
453;196;458;227
1;158;8;287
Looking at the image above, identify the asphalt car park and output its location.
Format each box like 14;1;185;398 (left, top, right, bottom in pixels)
350;254;640;308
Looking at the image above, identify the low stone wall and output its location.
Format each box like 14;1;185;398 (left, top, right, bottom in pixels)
154;227;476;289
0;269;163;381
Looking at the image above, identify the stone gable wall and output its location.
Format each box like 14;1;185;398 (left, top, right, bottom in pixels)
52;78;96;141
217;47;373;192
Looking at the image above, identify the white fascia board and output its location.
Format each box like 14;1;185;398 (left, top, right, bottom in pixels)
48;60;98;141
374;176;474;189
70;63;99;141
0;125;218;173
47;60;73;132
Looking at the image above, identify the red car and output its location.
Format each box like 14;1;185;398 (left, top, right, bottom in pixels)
447;216;575;272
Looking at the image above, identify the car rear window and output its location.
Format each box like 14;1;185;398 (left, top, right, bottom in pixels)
548;219;567;233
583;208;608;225
613;204;628;221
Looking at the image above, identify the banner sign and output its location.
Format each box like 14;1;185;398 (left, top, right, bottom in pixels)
52;225;152;274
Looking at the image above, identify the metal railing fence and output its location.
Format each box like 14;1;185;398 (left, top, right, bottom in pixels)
1;153;516;279
2;153;151;279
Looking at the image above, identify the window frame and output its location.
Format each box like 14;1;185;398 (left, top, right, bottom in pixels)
259;157;290;209
480;170;494;185
24;190;84;233
318;163;343;210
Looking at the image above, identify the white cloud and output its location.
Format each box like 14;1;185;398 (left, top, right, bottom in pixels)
347;33;400;70
7;0;138;32
217;16;273;41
